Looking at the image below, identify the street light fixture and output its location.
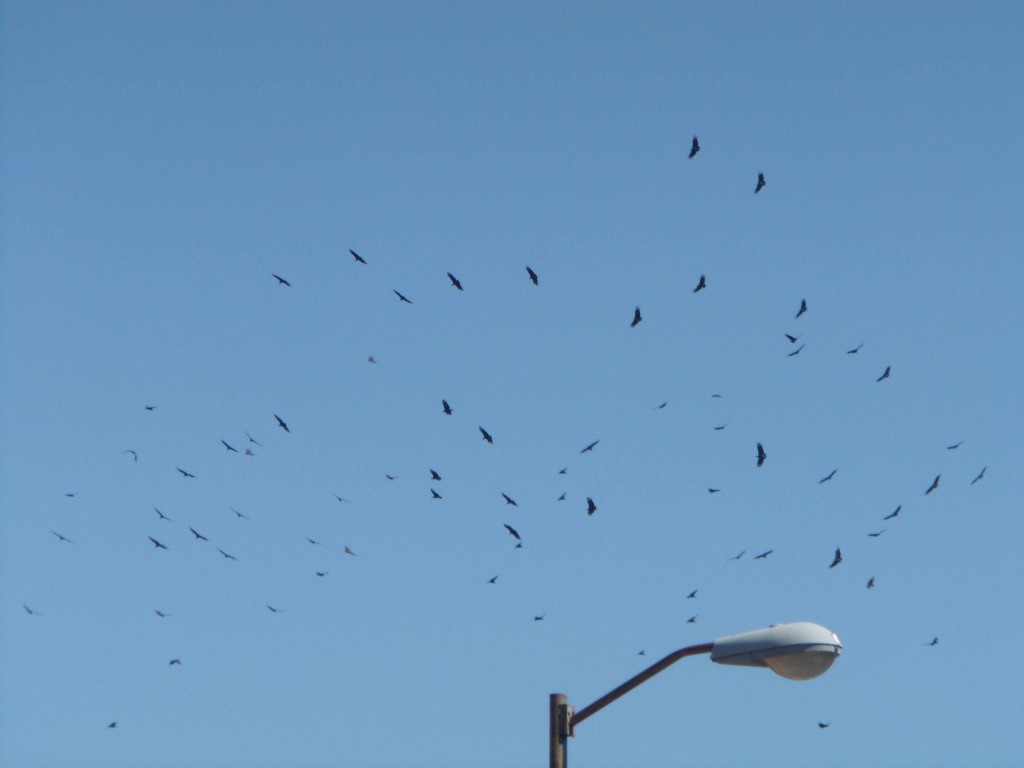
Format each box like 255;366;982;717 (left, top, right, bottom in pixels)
549;622;841;768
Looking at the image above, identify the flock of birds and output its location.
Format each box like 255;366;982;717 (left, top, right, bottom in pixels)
22;133;990;740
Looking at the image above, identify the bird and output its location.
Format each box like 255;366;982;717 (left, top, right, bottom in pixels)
586;497;597;515
107;722;117;729
169;659;182;666
925;474;940;495
866;577;876;589
708;487;721;494
714;423;728;431
487;576;498;584
557;493;566;501
687;615;697;624
876;366;891;382
176;467;196;478
828;548;842;568
231;508;251;519
847;343;864;354
272;273;291;286
818;722;831;729
221;439;238;453
266;605;283;613
349;249;366;264
756;442;767;467
154;610;170;618
728;550;746;561
64;492;76;498
447;272;463;291
795;298;808;318
687;590;697;599
245;430;262;446
693;274;706;293
927;637;939;647
122;449;138;462
971;467;987;485
867;530;885;538
22;604;40;615
755;172;766;193
144;405;157;411
754;549;774;559
479;426;493;444
689;135;700;159
51;531;73;543
393;289;413;304
148;537;168;550
501;493;518;506
344;546;356;556
785;333;799;343
655;401;668;409
819;469;837;484
430;489;442;499
580;439;600;454
946;441;964;450
503;523;521;541
331;494;351;504
630;306;642;327
711;393;723;398
442;399;453;415
787;343;806;357
558;467;568;475
526;266;538;285
534;614;546;622
274;414;290;433
384;474;398;481
217;549;237;560
305;537;321;545
188;527;208;542
367;355;377;364
430;469;442;481
638;650;646;656
315;571;329;577
883;505;902;520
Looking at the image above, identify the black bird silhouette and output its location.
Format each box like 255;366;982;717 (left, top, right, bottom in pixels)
559;468;567;474
217;549;237;560
946;441;964;450
655;401;668;409
221;439;238;453
503;523;521;541
819;469;837;484
788;343;805;357
23;603;40;615
430;469;442;481
108;722;117;729
708;487;721;494
393;289;413;304
145;405;157;411
442;399;452;415
866;577;876;590
177;467;196;478
795;298;808;318
488;576;498;584
689;135;700;159
447;272;463;291
755;172;766;193
331;495;351;503
315;571;329;577
728;550;746;561
149;536;168;550
925;474;940;495
502;493;518;506
867;529;885;538
154;610;170;618
534;614;545;621
122;449;138;462
785;333;799;343
305;537;321;545
169;659;182;666
631;306;642;327
687;590;698;599
876;366;891;382
557;493;566;501
754;549;774;559
431;489;442;499
756;442;767;467
714;423;728;431
367;356;377;364
686;615;698;624
51;531;73;543
883;505;902;520
231;508;251;519
384;473;398;481
266;605;283;613
479;426;493;444
274;414;290;433
188;527;208;542
245;430;262;446
693;274;706;293
344;546;356;556
927;637;939;646
829;548;842;568
272;273;291;286
971;467;987;485
586;497;597;515
638;650;646;656
349;249;366;264
526;266;538;285
847;343;864;354
818;722;831;729
580;439;600;454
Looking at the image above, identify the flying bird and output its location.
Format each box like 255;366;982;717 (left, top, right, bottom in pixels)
687;590;697;599
344;546;356;556
755;172;766;193
787;344;806;357
829;548;842;568
818;722;831;729
272;273;291;286
169;659;182;666
655;401;668;409
221;439;238;453
630;306;642;327
883;505;901;520
315;571;329;577
580;439;600;454
188;527;208;542
148;537;168;550
754;549;774;560
708;487;721;494
503;523;521;541
526;266;538;285
866;577;876;590
688;135;700;159
479;426;493;444
349;249;366;264
154;610;170;618
217;549;237;560
927;637;939;647
266;605;283;613
502;493;518;506
558;467;568;475
756;442;767;467
430;469;442;481
108;722;117;729
946;441;964;450
971;467;987;485
384;474;398;481
144;405;157;411
847;343;864;354
795;298;808;318
305;537;321;545
785;333;799;343
331;494;351;504
687;615;697;624
431;489;442;499
442;399;452;415
22;604;40;615
274;414;290;433
728;550;746;561
819;469;837;484
876;366;891;382
867;529;885;538
122;449;138;462
534;614;545;622
447;272;463;291
245;430;262;446
231;508;251;519
925;474;940;495
367;355;377;364
393;289;413;304
51;531;73;543
586;497;597;515
557;493;566;501
176;467;195;478
487;576;498;584
714;423;728;431
693;274;706;293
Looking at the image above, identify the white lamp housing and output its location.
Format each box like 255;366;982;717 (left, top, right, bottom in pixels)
710;622;841;680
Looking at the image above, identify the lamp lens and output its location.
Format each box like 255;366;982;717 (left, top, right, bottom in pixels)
764;651;837;680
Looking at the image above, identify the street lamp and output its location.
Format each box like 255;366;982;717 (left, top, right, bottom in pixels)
549;622;841;768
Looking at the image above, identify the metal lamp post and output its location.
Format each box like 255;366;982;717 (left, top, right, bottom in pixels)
549;622;842;768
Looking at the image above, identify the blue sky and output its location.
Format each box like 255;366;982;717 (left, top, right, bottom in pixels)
2;2;1022;767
